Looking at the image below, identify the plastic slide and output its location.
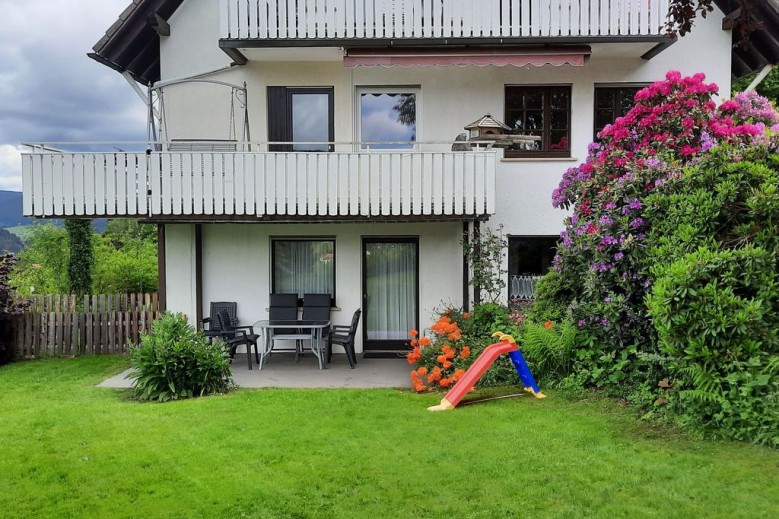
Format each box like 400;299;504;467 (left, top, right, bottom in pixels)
427;332;546;411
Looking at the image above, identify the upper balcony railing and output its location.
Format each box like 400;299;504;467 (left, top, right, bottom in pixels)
21;142;496;220
219;0;670;42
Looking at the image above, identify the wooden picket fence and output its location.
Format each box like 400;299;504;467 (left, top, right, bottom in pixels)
13;293;160;358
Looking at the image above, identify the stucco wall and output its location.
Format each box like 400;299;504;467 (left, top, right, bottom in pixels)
165;221;464;353
157;2;733;306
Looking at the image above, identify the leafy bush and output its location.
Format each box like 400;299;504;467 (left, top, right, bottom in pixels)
524;270;572;323
129;313;234;402
520;320;576;385
648;247;779;446
0;253;28;365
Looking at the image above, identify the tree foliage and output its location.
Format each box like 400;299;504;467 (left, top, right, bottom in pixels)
11;220;158;295
665;0;759;44
64;220;94;295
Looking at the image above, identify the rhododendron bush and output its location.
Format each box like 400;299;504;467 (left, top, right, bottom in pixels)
539;71;779;407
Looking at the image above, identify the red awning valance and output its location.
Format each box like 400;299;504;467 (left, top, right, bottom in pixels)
344;46;590;68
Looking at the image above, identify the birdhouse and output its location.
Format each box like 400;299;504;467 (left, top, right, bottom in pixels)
464;114;511;140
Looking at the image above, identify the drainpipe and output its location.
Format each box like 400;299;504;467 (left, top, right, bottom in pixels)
462;222;470;311
746;64;774;91
473;221;481;306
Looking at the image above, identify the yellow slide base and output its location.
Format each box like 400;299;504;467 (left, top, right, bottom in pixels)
427;398;455;412
525;387;548;399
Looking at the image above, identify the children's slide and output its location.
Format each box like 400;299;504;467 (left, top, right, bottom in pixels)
427;332;546;411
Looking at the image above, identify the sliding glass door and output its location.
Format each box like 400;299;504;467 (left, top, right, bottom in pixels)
362;238;418;353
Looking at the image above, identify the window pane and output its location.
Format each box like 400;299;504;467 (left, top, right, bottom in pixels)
549;131;569;151
551;111;569;130
550;89;569;110
292;93;330;152
595;89;615;109
506;85;571;155
273;241;334;298
360;93;416;150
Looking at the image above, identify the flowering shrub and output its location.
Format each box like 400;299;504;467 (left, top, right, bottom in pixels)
407;313;471;392
540;71;779;394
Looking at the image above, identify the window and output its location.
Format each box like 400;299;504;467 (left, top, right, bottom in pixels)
594;85;645;140
358;88;418;150
267;87;334;152
504;85;571;157
508;236;558;302
271;239;335;305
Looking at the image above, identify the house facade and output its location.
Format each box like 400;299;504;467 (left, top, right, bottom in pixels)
22;0;751;357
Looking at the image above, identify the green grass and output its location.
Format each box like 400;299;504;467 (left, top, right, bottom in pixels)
1;357;778;519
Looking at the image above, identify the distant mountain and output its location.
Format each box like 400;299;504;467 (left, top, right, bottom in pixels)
0;190;107;233
0;191;36;228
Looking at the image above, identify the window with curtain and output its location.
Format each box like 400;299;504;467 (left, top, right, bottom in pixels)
271;239;335;305
504;85;571;157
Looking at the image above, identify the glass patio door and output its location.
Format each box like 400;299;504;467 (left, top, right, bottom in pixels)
362;238;418;353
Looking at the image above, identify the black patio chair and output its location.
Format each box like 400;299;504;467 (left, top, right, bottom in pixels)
298;294;332;360
201;301;238;338
216;309;260;370
267;293;306;358
326;309;361;369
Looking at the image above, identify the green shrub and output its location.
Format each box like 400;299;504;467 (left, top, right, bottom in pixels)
129;313;234;402
525;270;573;323
520;320;577;385
648;247;779;446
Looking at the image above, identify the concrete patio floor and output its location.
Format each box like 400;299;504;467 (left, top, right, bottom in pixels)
98;353;412;389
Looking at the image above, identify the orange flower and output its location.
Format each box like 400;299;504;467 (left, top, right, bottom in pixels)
436;354;447;364
419;337;431;346
452;369;466;381
442;360;452;369
409;329;419;337
448;330;462;341
416;366;428;376
430;367;443;382
462;312;470;319
459;346;470;359
441;345;455;359
439;378;452;388
406;347;421;364
410;339;418;347
544;320;553;330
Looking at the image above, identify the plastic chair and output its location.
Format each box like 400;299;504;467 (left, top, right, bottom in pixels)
201;301;238;337
268;293;306;358
216;310;260;370
327;309;361;368
298;294;332;360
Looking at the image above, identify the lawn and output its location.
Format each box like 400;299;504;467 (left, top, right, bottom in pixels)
1;358;777;519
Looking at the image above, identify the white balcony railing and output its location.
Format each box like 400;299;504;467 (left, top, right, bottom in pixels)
220;0;670;41
21;146;496;219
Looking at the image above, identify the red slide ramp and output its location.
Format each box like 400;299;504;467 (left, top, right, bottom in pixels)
427;339;519;411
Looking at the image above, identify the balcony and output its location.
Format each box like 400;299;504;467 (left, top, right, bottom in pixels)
219;0;671;44
21;144;497;221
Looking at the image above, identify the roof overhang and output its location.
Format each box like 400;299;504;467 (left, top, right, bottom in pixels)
715;0;779;79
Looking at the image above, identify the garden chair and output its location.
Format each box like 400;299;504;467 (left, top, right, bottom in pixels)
326;309;361;369
201;301;238;338
298;294;332;361
216;310;260;370
267;293;308;359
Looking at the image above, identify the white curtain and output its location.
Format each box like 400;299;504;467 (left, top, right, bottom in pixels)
365;242;417;340
273;241;334;297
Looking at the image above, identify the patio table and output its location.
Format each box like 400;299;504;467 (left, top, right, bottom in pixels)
253;319;330;370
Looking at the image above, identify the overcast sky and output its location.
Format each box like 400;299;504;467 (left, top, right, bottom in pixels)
0;0;146;191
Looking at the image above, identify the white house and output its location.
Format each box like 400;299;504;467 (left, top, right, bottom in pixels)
20;0;775;358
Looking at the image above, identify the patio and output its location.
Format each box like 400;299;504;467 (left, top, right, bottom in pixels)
98;353;411;389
